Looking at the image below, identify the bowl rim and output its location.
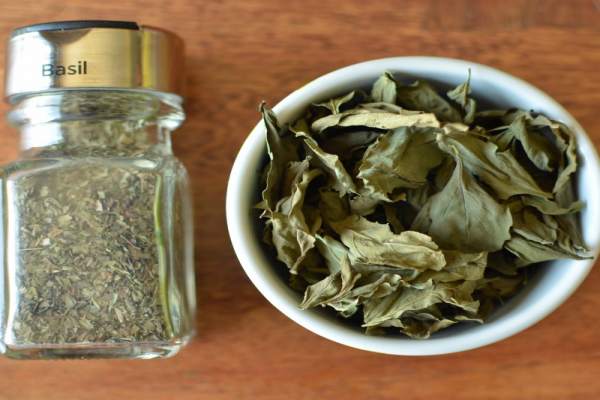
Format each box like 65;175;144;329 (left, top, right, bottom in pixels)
226;56;600;355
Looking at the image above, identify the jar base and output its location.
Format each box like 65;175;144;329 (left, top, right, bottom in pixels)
1;336;192;360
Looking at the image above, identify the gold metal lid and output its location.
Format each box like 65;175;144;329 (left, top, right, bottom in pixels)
4;20;184;102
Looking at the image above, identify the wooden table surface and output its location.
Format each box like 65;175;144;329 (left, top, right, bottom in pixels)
0;1;599;399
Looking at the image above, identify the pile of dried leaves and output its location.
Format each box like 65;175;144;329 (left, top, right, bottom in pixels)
256;72;590;338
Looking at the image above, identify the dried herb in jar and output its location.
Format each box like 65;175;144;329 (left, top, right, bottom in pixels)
12;164;170;344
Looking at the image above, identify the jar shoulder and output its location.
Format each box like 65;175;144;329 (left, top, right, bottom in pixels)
0;152;189;180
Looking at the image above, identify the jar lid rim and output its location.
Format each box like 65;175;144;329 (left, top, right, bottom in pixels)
10;20;140;38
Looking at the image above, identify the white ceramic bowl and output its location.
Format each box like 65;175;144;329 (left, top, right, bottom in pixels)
226;57;600;355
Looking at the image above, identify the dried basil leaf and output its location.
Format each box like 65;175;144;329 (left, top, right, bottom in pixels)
293;128;356;196
271;160;322;274
416;251;487;283
315;235;349;274
436;131;551;199
300;254;360;309
521;195;583;215
505;207;590;266
257;104;299;214
313;90;358;114
412;153;512;252
362;280;479;328
447;73;477;124
395;79;463;122
371;72;397;104
554;182;587;252
491;111;559;172
551;120;578;194
330;216;446;272
359;102;408;114
357;127;443;200
512;207;557;245
311;108;440;133
328;272;405;318
505;235;585;266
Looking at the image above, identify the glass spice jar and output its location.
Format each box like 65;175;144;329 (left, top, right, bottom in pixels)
0;21;196;359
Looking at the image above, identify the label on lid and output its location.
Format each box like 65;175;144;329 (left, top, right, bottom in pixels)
4;21;185;101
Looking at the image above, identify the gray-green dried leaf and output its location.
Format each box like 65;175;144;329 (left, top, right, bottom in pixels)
436;131;550;199
551;120;578;194
330;216;446;272
357;127;443;200
447;73;477;124
412;154;512;252
521;195;583;215
311;108;440;133
492;111;559;172
328;273;404;318
416;251;487;283
505;207;591;266
313;91;358;114
258;104;299;214
293;128;356;196
271;161;323;274
315;235;350;274
395;79;463;122
300;254;360;309
371;72;397;104
362;280;479;328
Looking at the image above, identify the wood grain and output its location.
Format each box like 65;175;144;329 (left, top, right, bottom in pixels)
0;1;599;399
